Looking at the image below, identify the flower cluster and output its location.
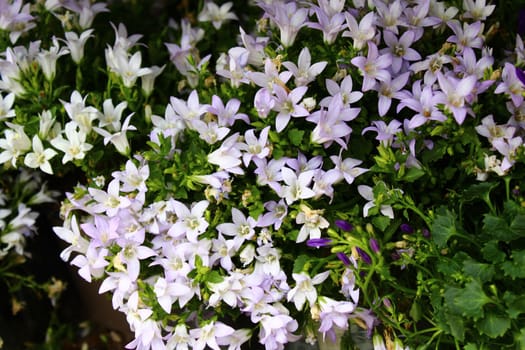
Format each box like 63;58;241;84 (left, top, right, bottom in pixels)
2;0;525;349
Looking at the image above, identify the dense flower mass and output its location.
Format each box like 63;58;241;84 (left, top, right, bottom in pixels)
2;0;525;349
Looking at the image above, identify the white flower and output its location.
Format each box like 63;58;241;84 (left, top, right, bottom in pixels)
287;271;329;310
62;29;94;63
93;113;137;155
0;122;31;167
280;167;316;205
295;204;329;243
0;93;15;121
198;1;238;30
50;122;93;164
358;185;395;219
24;135;57;174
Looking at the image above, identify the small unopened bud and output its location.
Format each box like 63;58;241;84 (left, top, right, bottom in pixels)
335;219;353;232
306;238;332;248
356;247;372;265
400;223;414;234
336;252;351;266
369;238;380;253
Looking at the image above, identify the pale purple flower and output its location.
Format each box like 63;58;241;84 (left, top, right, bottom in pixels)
53;215;89;261
435;72;477;124
494;63;525;107
475;114;516;142
198;1;238;30
112;159;149;193
492;136;523;172
396;80;446;129
265;1;309;47
239;126;270;166
320;75;363;108
351;42;392;91
362;120;403;147
239;27;268;67
447;20;484;51
254;88;276;119
375;0;407;34
312;169;340;200
88;178;131;217
381;30;421;73
216;207;257;243
308;94;358;148
318;297;356;342
282;47;327;86
191;119;230;144
116;240;156;281
247;58;292;91
342;11;376;50
37;37;69;81
80;214;120;248
404;0;441;37
216;47;250;88
258;314;301;350
374;71;410;116
286;152;323;173
167;199;209;242
170;90;208;127
190;321;236;350
207;132;244;175
153;276;192;313
307;7;346;44
272;84;310;132
328;155;368;185
70;245;109;282
62;0;109;29
410;52;452;86
257;199;288;230
210;234;238;271
253;157;287;192
463;0;495;21
62;29;93;64
207;95;249;126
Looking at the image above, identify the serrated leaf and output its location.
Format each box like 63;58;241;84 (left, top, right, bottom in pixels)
510;214;525;236
462;182;497;202
462;259;495;282
464;344;479;350
206;270;224;284
514;328;525;348
501;249;525;279
447;312;466;342
481;240;507;263
448;280;491;320
477;311;511;338
482;214;519;241
431;207;458;248
503;291;525;319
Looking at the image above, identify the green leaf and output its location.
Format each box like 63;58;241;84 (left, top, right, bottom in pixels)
409;302;422;322
400;167;425;182
447;280;491;320
514;328;525;349
293;254;310;274
476;311;511;338
462;259;495;282
501;249;525;279
446;311;466;342
510;214;525;236
461;182;498;202
431;207;458;248
372;215;390;232
481;240;507;264
503;291;525;319
205;270;224;284
482;214;519;241
288;128;305;146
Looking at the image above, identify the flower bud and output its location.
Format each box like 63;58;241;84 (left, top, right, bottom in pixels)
369;238;380;254
356;247;372;265
400;223;414;234
335;219;353;232
306;238;332;248
336;252;351;266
